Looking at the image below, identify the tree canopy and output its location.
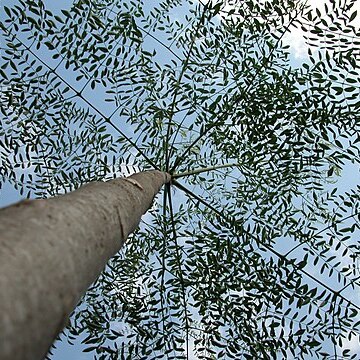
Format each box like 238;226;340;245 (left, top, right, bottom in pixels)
0;0;359;359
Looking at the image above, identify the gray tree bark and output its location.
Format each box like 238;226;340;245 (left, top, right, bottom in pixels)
0;170;170;360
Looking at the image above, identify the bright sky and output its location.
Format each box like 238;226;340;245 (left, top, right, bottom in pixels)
283;0;360;58
213;0;360;59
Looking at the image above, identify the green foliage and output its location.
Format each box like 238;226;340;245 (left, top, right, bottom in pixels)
1;0;359;358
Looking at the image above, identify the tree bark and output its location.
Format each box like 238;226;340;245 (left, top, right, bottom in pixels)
0;170;170;360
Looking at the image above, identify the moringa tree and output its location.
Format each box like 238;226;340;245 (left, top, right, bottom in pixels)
0;0;359;359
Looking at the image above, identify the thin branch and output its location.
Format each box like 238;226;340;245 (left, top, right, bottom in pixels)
284;211;360;258
164;6;207;172
172;163;241;178
167;187;190;360
160;183;168;352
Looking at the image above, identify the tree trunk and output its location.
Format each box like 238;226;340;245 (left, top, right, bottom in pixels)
0;170;170;360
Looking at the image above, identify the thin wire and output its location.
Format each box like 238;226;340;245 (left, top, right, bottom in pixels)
173;179;360;312
4;30;159;170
